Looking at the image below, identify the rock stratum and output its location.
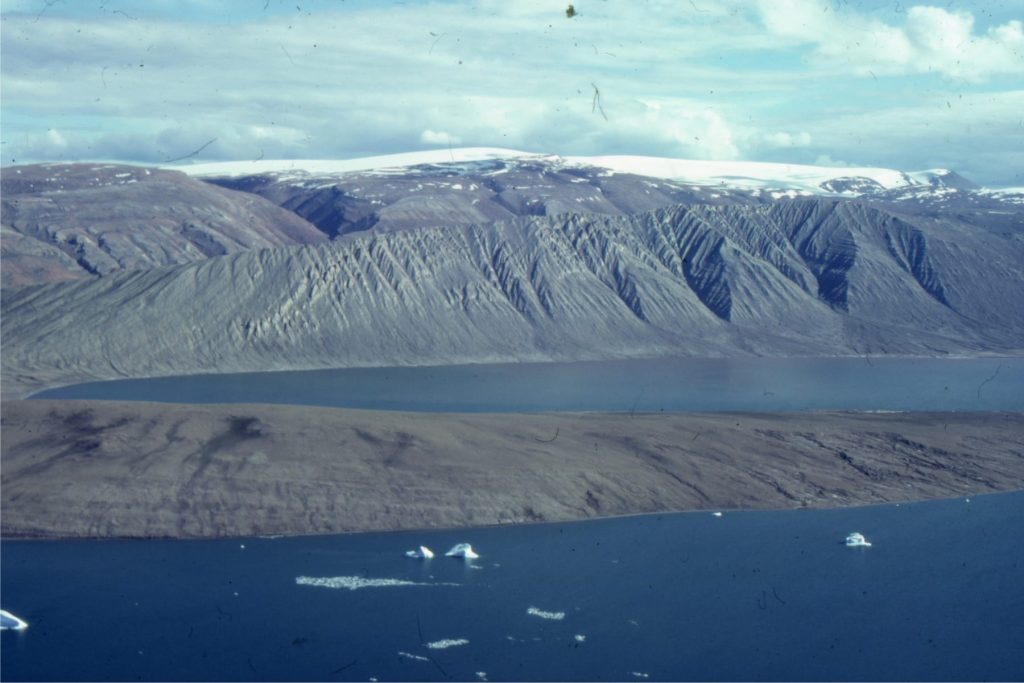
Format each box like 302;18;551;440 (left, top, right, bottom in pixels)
4;400;1022;539
3;197;1023;396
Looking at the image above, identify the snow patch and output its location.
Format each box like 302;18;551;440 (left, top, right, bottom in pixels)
173;148;535;178
562;154;922;195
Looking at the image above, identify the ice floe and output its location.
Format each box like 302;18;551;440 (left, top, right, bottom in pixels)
527;606;565;621
445;543;479;559
476;672;488;681
845;532;872;548
629;672;650;679
295;576;458;590
0;610;28;630
712;511;723;517
398;651;429;662
405;545;435;559
424;638;469;650
574;634;587;643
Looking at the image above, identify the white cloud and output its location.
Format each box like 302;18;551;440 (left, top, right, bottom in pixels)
813;154;851;168
761;131;812;149
1;1;1021;184
420;130;461;146
756;1;1024;82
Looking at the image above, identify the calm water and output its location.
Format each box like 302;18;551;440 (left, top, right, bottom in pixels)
31;357;1024;412
3;492;1023;681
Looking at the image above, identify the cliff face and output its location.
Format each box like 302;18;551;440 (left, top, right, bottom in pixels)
1;163;326;287
3;199;1021;396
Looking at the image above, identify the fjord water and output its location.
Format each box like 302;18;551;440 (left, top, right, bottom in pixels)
32;357;1024;412
3;492;1023;682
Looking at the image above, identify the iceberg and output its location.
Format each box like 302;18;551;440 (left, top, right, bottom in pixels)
405;545;435;559
0;609;28;630
445;543;479;559
845;532;872;547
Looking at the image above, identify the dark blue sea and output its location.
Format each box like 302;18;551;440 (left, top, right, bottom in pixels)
30;356;1024;412
3;492;1023;681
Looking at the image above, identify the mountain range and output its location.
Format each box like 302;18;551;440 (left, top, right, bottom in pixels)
2;149;1022;397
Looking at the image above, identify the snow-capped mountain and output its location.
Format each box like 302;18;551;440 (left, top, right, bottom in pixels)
3;149;1022;396
185;148;1024;239
177;147;993;198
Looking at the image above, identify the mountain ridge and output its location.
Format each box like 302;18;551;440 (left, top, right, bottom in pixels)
3;198;1021;397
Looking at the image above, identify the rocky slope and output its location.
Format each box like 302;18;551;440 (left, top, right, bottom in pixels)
1;163;326;287
3;199;1022;396
4;400;1022;539
203;156;765;238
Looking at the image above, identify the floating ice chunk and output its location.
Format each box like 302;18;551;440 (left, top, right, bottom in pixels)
424;638;469;650
295;576;458;590
629;672;650;679
445;543;479;559
712;511;723;517
845;532;872;547
398;651;429;662
405;545;435;559
0;610;28;630
574;634;587;643
527;606;565;620
476;672;488;681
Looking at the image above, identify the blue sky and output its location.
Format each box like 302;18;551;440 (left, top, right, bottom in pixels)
2;0;1022;185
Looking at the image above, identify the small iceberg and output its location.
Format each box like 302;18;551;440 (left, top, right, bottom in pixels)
527;606;566;621
845;532;872;547
445;543;479;559
712;511;723;517
405;545;435;559
0;609;28;631
424;638;469;650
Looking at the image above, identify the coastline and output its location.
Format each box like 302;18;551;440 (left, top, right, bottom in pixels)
3;399;1023;541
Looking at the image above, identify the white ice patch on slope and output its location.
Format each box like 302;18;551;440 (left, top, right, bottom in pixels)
295;576;458;590
562;154;918;194
170;148;951;197
173;148;534;178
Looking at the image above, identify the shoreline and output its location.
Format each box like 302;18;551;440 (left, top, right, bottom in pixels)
3;488;1019;544
4;399;1023;541
7;351;1023;402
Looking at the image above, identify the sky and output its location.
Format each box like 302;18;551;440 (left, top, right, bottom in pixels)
1;0;1022;186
